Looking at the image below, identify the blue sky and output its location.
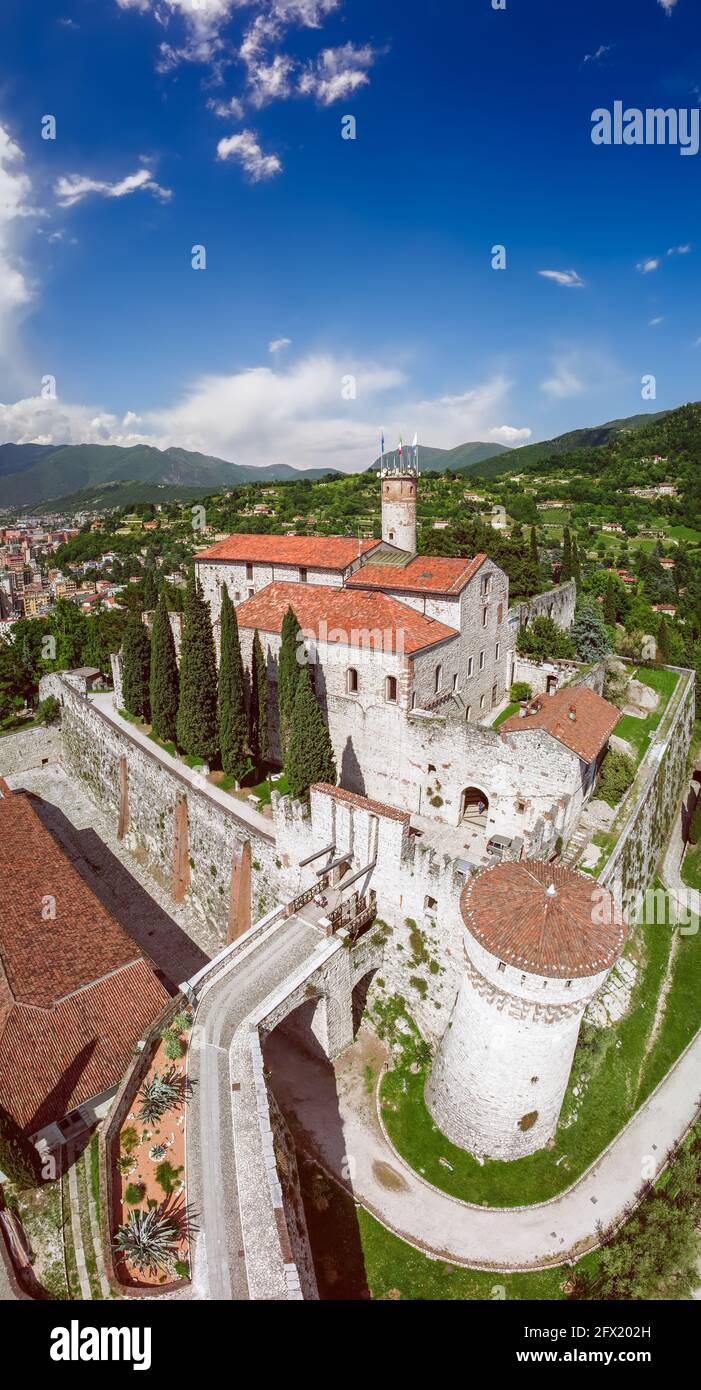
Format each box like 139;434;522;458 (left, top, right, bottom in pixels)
0;0;699;471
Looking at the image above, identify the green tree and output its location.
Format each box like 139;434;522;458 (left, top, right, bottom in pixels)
48;598;87;670
656;615;671;662
149;594;179;743
249;628;269;773
0;1103;40;1188
561;526;573;581
121;615;151;719
516;615;575;662
142;567;159;611
278;605;302;755
218;585;248;781
0;640;34;723
176;571;219;762
285;665;337;800
570;598;612;662
529;526;539;569
571;535;581;587
603;574;618;626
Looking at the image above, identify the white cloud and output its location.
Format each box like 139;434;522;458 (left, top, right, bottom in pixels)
269;337;292;353
54;166;171;208
0;355;530;473
299;43;378;105
0;124;35;387
541;361;585;399
658;1;678;14
247;52;296;108
216;130;282;180
207;95;246;121
636;257;660;274
649;316;665;326
537;268;584;288
667;243;691;255
581;43;612;67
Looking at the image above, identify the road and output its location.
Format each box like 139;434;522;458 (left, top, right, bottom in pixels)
186;915;321;1300
266;1021;701;1271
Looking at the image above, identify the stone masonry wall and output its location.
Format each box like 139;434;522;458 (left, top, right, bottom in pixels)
40;674;280;944
600;665;695;907
0;723;61;777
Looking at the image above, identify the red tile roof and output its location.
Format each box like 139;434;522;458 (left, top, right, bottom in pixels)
311;782;411;824
347;553;487;595
235;582;459;655
500;686;619;764
195;533;379;570
0;788;170;1134
461;860;627;979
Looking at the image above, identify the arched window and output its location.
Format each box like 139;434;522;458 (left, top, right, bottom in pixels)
388;529;395;543
385;675;398;703
346;667;359;694
434;664;442;693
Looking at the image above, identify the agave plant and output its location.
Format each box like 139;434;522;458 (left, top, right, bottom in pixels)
113;1205;180;1277
149;1143;167;1162
137;1069;183;1125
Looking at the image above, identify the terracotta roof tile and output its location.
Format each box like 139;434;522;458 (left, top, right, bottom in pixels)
500;686;619;764
347;553;487;595
461;860;627;979
195;533;379;569
311;782;411;824
0;790;170;1133
235;582;459;655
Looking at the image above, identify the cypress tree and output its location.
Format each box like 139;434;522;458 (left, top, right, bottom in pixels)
529;526;539;567
657;615;670;662
142;567;159;611
176;571;219;762
571;535;581;587
0;1104;40;1188
218;585;249;781
285;666;337;801
121;614;151;720
561;526;573;581
604;575;617;626
249;629;269;774
149;594;179;743
278;605;302;755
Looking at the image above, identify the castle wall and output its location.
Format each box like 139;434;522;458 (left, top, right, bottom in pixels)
512;578;577;633
197;558;357;638
39;674;280;944
0;723;61;778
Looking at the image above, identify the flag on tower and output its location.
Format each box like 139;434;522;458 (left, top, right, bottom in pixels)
412;432;418;467
398;435;403;467
380;429;385;458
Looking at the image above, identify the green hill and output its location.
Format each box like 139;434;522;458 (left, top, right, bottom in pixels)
0;441;341;508
472;409;671;479
371;440;512;473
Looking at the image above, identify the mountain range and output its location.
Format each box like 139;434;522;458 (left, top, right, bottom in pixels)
0;406;675;511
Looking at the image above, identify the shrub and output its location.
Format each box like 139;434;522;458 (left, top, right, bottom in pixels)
597;749;636;808
120;1125;139;1154
124;1182;145;1206
161;1029;183;1061
171;1011;191;1033
155;1160;184;1196
113;1205;180;1277
0;1105;40;1189
174;1259;189;1280
36;694;60;725
137;1070;184;1125
510;681;532;703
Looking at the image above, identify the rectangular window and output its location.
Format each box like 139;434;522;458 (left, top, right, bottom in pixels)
479;650;485;671
248;588;255;599
497;602;503;624
465;704;472;721
452;673;458;690
246;563;253;581
480;693;485;710
482;606;488;627
299;567;307;583
467;655;474;678
495;641;500;661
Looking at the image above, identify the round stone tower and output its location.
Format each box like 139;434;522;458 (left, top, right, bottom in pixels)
425;861;627;1160
381;467;417;552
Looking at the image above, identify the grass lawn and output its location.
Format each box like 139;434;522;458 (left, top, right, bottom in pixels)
11;1180;70;1300
0;713;42;738
377;895;696;1206
667;525;701;543
492;702;519;728
298;1155;576;1300
250;772;290;806
612;666;679;765
681;842;701;894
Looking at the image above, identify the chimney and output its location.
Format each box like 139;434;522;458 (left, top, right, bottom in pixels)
568;704;577;721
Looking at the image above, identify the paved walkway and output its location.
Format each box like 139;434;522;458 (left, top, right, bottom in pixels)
186;915;322;1300
90;693;274;841
266;1022;701;1271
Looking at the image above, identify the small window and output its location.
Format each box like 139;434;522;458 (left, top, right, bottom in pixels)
428;763;436;773
299;567;307;583
516;799;526;813
388;529;395;542
246;563;253;581
411;691;417;709
531;1075;539;1084
346;667;358;694
425;895;438;912
465;704;472;721
452;673;458;690
385;675;398;703
565;980;573;989
248;588;255;599
482;606;488;627
467;655;474;678
480;694;485;710
497;602;503;624
497;961;506;974
479;650;485;671
434;664;442;693
495;641;500;661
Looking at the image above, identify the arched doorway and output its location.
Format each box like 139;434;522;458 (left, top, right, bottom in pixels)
460;787;489;825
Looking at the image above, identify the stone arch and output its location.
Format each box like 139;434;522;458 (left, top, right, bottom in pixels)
351;967;378;1037
460;786;489;825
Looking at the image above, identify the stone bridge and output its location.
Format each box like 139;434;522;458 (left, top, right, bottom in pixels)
182;903;383;1301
